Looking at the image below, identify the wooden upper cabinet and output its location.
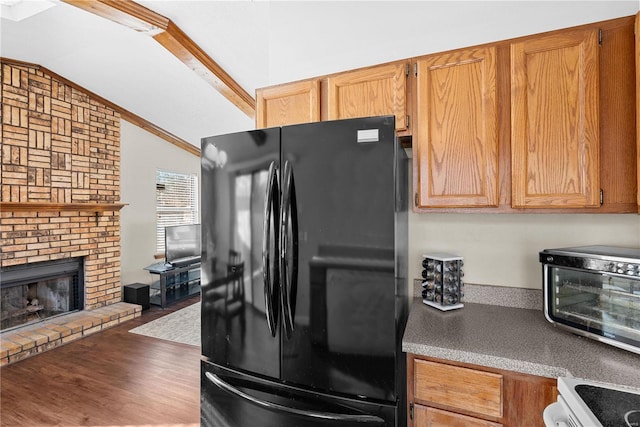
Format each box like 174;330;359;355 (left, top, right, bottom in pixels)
254;16;635;213
326;61;408;131
414;47;499;208
511;29;600;208
255;80;320;128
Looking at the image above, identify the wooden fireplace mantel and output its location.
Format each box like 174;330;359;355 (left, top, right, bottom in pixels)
0;202;127;213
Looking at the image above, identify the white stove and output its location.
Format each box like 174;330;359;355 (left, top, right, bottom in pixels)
544;377;640;427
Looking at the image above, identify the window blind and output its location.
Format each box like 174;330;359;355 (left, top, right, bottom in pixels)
156;170;199;254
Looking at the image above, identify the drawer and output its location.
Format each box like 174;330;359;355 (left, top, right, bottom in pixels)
414;405;503;427
413;359;503;418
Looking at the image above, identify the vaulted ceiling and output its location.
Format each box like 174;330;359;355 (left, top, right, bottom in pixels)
2;1;638;153
2;0;266;152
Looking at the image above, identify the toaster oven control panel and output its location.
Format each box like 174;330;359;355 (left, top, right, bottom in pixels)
540;253;640;277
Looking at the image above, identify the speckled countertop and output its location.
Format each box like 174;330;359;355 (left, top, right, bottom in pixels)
402;290;640;389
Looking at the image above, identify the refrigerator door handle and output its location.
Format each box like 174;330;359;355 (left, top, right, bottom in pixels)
205;372;385;424
279;160;298;339
262;161;280;337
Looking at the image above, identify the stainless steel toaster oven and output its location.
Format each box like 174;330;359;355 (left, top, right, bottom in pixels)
540;245;640;355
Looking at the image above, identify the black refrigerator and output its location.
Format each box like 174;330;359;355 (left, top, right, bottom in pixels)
200;116;408;427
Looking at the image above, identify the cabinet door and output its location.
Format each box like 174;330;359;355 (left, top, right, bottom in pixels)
414;405;503;427
511;29;599;208
256;80;320;128
414;47;499;208
326;62;408;131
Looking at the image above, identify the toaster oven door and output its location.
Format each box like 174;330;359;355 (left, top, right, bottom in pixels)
544;265;640;353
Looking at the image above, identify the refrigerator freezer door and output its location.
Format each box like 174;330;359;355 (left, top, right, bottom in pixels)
279;117;398;402
200;128;281;380
201;361;396;427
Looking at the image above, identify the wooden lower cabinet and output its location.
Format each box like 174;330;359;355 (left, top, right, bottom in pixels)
407;354;557;427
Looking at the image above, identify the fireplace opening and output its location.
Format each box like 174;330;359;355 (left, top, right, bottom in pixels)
1;257;84;332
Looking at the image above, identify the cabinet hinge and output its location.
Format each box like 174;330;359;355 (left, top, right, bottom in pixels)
409;403;414;420
415;192;419;207
598;28;603;46
414;63;418;77
405;63;410;77
600;189;604;206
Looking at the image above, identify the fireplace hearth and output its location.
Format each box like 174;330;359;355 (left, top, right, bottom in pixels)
1;258;84;332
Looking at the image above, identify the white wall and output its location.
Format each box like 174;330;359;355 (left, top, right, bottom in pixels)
120;120;201;286
266;1;640;289
408;206;640;290
267;1;639;85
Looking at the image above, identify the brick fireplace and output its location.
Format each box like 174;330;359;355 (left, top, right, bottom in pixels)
1;60;139;364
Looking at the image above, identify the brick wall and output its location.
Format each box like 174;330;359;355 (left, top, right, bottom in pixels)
0;61;122;308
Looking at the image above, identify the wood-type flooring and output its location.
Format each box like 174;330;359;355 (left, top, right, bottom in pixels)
0;295;201;426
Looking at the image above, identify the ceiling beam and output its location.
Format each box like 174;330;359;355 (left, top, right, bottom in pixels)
61;0;256;118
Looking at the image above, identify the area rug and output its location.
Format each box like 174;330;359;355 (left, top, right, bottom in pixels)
129;302;200;347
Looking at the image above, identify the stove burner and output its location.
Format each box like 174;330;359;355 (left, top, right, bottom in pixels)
575;385;640;427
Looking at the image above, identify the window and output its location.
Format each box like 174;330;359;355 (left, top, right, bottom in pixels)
156;170;199;255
